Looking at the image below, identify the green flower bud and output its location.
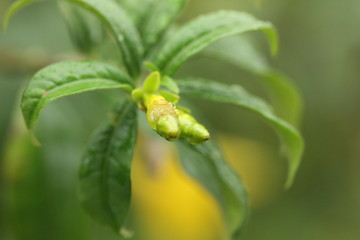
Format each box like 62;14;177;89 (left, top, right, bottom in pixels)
145;95;181;141
176;110;210;145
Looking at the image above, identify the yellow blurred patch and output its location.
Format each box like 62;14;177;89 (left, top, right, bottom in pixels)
131;138;226;240
219;135;282;208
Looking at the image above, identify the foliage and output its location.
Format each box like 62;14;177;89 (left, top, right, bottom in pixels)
3;0;304;239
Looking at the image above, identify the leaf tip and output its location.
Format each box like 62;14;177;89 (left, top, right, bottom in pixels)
270;32;279;56
29;130;41;147
284;154;302;189
271;41;279;57
284;175;294;189
262;25;279;56
119;226;134;239
2;11;12;32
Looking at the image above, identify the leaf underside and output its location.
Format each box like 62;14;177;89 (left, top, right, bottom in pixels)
79;98;137;231
21;61;133;131
177;78;304;188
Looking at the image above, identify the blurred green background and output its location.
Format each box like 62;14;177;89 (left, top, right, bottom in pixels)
1;0;360;240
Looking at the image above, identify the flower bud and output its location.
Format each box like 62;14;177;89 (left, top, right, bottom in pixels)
145;95;181;141
176;110;210;145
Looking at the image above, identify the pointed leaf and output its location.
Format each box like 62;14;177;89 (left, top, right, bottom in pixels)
79;98;137;232
205;36;303;126
177;139;249;239
143;71;160;93
155;11;278;76
68;0;143;77
21;61;133;132
177;78;304;188
261;70;303;126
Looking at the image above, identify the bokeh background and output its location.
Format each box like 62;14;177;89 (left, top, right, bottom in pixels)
1;0;360;239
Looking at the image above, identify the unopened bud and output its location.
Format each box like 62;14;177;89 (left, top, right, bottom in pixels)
177;110;210;145
145;95;180;141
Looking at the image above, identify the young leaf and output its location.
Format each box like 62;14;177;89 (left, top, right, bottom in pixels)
68;0;143;77
79;98;137;232
21;61;133;133
143;71;160;93
138;0;186;52
177;78;304;188
204;36;303;126
2;0;40;31
177;139;249;239
154;11;278;76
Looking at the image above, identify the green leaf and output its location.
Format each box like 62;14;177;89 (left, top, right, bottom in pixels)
154;11;278;76
177;139;249;239
138;0;186;52
261;70;303;126
204;36;303;126
79;98;137;232
68;0;143;77
21;61;133;133
2;0;40;31
143;71;160;93
177;78;304;188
